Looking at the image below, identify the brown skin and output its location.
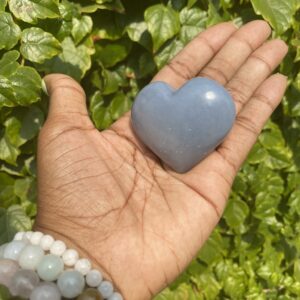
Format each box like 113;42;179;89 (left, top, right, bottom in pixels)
35;21;288;300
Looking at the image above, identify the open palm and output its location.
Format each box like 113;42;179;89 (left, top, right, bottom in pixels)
35;21;288;300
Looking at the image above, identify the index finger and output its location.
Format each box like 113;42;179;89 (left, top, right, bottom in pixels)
152;22;237;88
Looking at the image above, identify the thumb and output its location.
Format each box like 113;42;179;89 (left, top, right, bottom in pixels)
42;74;93;129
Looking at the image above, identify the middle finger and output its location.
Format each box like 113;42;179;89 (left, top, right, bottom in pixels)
198;20;271;85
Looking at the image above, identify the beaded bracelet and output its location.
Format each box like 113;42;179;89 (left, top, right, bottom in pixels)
0;231;123;300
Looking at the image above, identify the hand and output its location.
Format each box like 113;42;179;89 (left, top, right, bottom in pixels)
35;20;288;300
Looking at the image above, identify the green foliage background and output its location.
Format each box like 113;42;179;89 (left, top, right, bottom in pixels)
0;0;300;298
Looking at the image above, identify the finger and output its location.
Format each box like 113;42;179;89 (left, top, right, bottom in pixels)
42;74;94;129
198;20;271;85
217;73;287;176
152;22;237;88
226;39;288;113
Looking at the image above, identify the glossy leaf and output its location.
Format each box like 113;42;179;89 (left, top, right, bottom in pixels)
0;12;21;50
0;0;7;10
37;37;91;81
0;51;42;108
9;0;60;24
95;37;132;68
20;28;62;63
0;205;31;244
179;7;207;44
71;15;93;44
145;4;180;52
251;0;296;34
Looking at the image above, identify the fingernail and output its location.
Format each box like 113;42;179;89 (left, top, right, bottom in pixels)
41;79;49;96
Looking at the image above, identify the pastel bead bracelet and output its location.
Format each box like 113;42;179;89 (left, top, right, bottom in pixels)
0;231;123;300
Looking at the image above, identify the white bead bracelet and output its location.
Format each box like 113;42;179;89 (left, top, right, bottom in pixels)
0;231;123;300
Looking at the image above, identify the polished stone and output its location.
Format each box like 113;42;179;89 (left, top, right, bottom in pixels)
9;269;40;298
86;269;103;287
76;288;104;300
37;254;64;281
3;241;27;261
57;270;85;298
30;282;61;300
0;244;7;259
108;292;123;300
0;259;19;287
18;245;44;270
97;281;113;299
131;77;236;173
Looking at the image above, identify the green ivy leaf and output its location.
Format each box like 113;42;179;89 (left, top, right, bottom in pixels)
0;116;25;165
247;142;268;164
0;51;42;108
288;190;300;215
224;196;249;233
154;39;184;69
294;260;300;282
0;0;7;10
0;172;17;209
154;283;200;300
145;4;180;52
10;67;42;106
9;0;60;24
59;0;80;21
187;0;197;8
89;91;113;130
95;37;132;68
20;28;62;63
254;192;281;219
128;51;156;79
19;106;44;141
0;284;11;299
0;12;21;50
37;37;92;81
92;11;126;40
0;205;31;244
198;230;226;265
126;20;152;51
0;50;20;77
109;92;131;120
179;7;207;44
102;69;122;95
250;0;296;34
83;0;125;13
193;270;222;299
71;15;93;44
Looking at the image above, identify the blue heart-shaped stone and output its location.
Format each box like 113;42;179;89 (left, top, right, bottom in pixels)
131;77;236;173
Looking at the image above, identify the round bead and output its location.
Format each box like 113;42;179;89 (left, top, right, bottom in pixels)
18;245;44;270
3;241;27;261
0;243;8;259
30;282;61;300
14;232;25;241
97;281;114;299
62;249;79;267
50;240;66;256
9;269;40;298
25;231;33;240
30;232;44;245
108;292;123;300
40;235;55;251
86;270;103;287
37;254;64;281
0;259;19;287
76;288;103;300
75;258;92;275
57;270;85;299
